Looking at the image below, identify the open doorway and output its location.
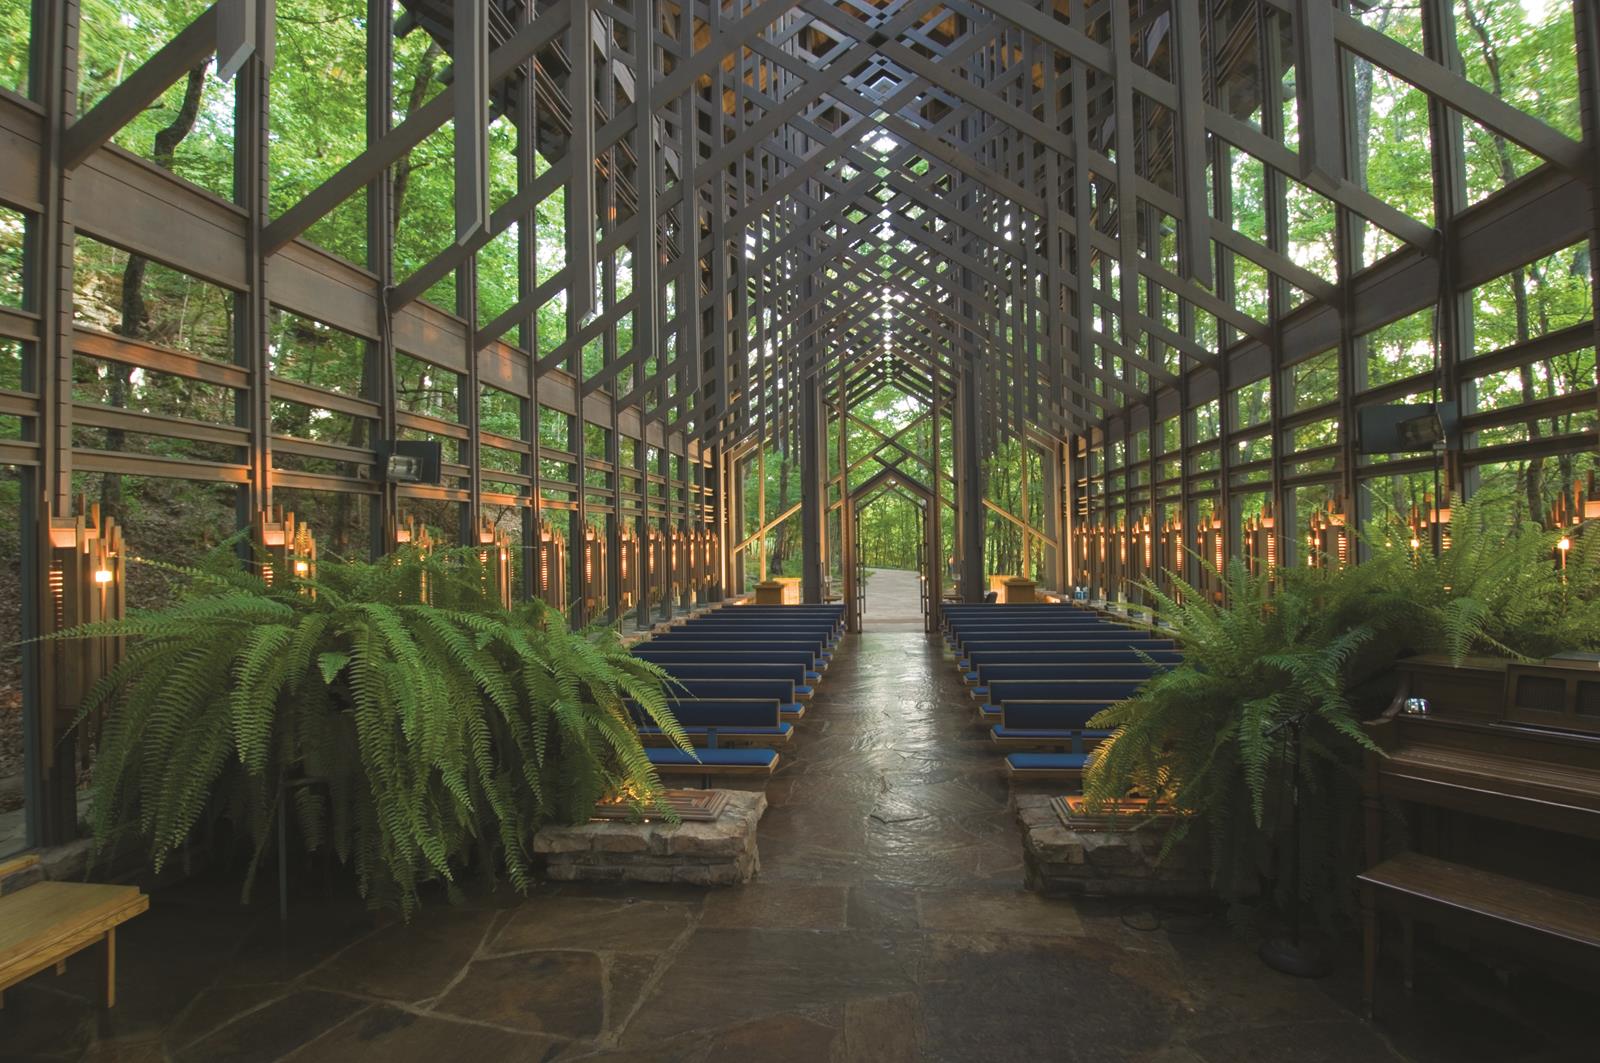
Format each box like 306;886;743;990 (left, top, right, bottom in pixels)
844;467;937;632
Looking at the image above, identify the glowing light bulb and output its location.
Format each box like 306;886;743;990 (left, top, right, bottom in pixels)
1409;537;1420;550
1558;536;1571;552
93;568;114;585
294;560;310;577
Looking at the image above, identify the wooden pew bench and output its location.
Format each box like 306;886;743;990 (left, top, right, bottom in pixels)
1359;851;1600;1016
0;854;148;1008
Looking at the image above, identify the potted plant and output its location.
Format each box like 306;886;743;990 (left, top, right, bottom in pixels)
57;541;690;916
1084;491;1599;929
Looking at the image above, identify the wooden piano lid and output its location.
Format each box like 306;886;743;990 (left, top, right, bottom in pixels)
1394;655;1512;724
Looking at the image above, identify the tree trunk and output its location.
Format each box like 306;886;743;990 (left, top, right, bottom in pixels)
104;64;207;523
391;43;442;231
1462;0;1544;522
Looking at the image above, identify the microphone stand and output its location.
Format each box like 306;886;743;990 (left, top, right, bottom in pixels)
1258;710;1332;977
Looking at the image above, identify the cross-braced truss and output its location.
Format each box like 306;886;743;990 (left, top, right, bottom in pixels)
3;0;1599;845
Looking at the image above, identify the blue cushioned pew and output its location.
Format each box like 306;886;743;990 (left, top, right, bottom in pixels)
631;697;783;784
956;636;1175;662
941;605;1175;785
1004;751;1089;783
678;617;838;643
945;620;1113;641
962;648;1181;681
631;698;792;746
990;702;1113;748
620;604;847;785
951;626;1160;645
688;611;838;627
662;677;806;720
978;679;1144;720
969;662;1163;695
647;746;778;783
944;614;1127;631
654;661;815;696
646;634;831;662
942;603;1097;617
634;649;822;681
711;605;844;629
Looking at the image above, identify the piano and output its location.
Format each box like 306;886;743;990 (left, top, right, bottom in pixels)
1359;654;1600;1017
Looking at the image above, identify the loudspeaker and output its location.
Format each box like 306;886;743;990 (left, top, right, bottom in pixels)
376;440;444;484
1356;402;1458;455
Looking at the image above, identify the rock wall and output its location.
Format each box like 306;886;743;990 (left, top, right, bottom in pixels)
534;789;767;886
1015;794;1208;898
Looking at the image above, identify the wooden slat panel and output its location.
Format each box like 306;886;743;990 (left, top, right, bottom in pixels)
0;440;39;466
0;306;41;343
72;402;249;447
391;298;468;371
394;410;469;439
271;434;373;465
269;468;378;493
73;146;248;290
1460;389;1598;432
0;94;44;212
0;390;37;416
267;242;381;342
478;340;531;397
72;448;250;482
478;429;527;452
269;377;381;419
74;328;249;390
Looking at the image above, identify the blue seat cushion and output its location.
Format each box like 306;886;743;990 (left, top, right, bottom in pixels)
796;685;814;696
640;723;793;739
646;747;777;767
979;703;1000;718
990;726;1112;742
630;699;780;729
1006;752;1089;772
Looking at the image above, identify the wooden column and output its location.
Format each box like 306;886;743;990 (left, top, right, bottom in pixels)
799;375;824;603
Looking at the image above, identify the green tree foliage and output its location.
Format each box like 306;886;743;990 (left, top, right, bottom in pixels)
0;2;27;97
57;542;689;916
35;0;1592;563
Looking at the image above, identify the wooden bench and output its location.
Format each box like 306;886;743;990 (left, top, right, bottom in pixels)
0;854;148;1008
1359;851;1600;1016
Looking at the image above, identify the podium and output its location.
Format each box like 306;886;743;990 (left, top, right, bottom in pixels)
1001;577;1038;604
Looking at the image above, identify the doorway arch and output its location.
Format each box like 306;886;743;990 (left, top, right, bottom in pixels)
840;465;941;633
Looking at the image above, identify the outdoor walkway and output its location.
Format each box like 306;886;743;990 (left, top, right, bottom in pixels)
862;567;927;631
2;635;1589;1062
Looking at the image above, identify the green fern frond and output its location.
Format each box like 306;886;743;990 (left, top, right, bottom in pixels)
63;536;681;917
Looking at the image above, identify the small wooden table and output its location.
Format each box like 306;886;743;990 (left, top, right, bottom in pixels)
0;859;148;1008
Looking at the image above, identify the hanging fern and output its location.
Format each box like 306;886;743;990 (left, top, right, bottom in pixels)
1361;489;1600;663
54;541;690;918
1084;491;1600;924
1084;557;1389;917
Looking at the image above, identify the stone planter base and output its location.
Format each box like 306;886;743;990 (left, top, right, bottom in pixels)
533;790;766;886
1015;794;1208;898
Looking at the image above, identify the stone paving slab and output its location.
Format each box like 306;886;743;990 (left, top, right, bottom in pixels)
1;632;1593;1062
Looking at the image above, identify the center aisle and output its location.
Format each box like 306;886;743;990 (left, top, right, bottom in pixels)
78;630;1428;1062
757;630;1024;889
595;630;1407;1063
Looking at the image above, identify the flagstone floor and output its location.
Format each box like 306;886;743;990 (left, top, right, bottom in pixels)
3;633;1595;1062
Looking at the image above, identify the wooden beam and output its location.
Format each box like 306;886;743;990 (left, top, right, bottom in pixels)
62;4;222;171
